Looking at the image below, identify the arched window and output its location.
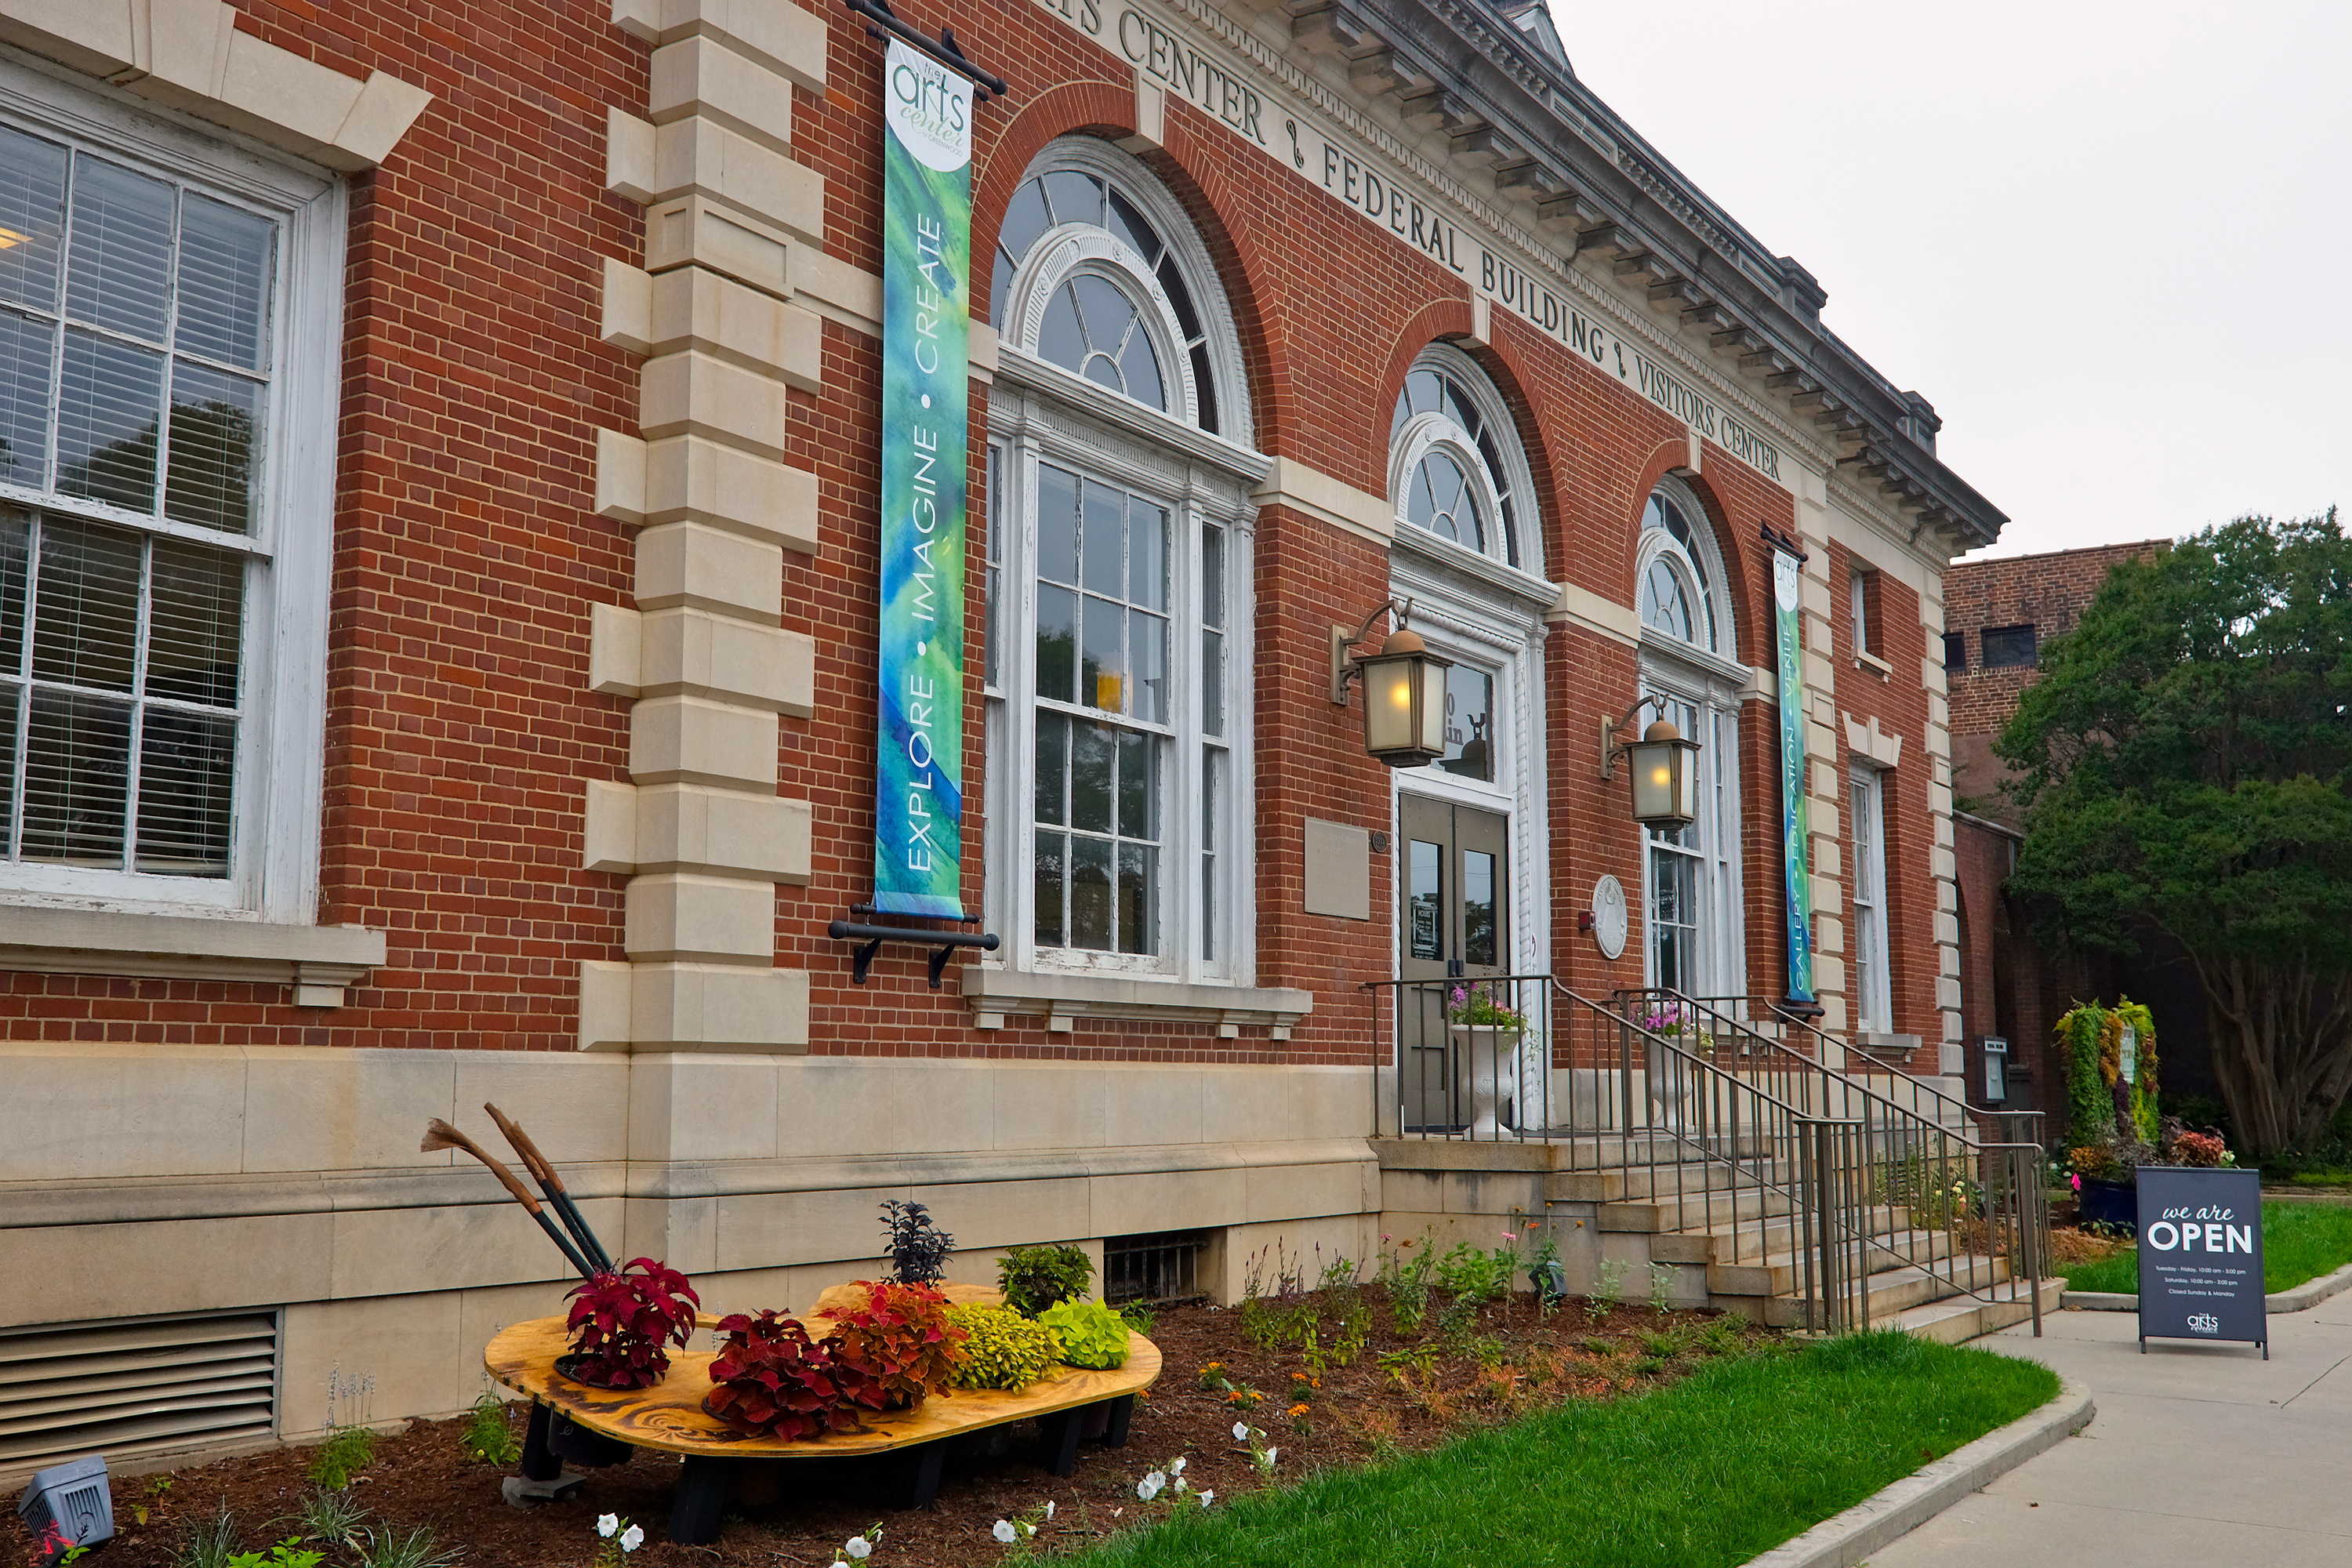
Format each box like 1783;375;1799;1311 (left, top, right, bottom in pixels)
991;158;1229;435
1388;347;1527;568
1638;485;1719;653
982;140;1255;986
1635;477;1744;997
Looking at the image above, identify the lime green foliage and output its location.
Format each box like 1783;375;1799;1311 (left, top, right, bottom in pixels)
227;1541;323;1568
2063;1201;2352;1295
1118;1302;1157;1335
998;1243;1095;1317
1999;514;2352;1155
1038;1299;1131;1369
1057;1334;2056;1568
945;1303;1062;1389
459;1391;520;1465
304;1425;374;1491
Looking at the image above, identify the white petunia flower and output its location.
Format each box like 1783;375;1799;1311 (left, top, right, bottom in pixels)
1264;1446;1279;1468
1198;1490;1214;1507
1137;1471;1166;1501
993;1520;1017;1544
1232;1421;1250;1442
1169;1457;1185;1475
619;1523;644;1553
597;1515;619;1539
845;1537;872;1560
1044;1501;1056;1521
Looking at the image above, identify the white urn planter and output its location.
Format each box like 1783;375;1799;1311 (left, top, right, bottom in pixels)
1449;1024;1519;1138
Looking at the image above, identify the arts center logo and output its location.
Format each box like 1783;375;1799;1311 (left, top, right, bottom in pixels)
2187;1314;2221;1335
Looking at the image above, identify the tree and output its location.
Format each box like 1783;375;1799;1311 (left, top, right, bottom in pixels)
1997;512;2352;1155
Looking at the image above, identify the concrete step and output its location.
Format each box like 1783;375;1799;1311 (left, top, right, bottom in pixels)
1708;1227;1970;1298
1600;1185;1800;1234
1651;1203;1915;1264
1880;1276;2066;1342
1751;1253;2034;1328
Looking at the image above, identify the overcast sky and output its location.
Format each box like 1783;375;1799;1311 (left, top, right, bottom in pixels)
1549;1;2351;561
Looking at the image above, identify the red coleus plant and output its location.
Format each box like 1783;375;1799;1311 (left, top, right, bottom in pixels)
563;1257;701;1389
702;1310;887;1440
826;1280;967;1409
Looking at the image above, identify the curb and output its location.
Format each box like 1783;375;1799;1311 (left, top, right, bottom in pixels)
1739;1377;2094;1568
2061;1256;2352;1314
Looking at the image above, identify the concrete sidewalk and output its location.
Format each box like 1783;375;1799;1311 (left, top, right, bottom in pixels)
1867;1294;2352;1566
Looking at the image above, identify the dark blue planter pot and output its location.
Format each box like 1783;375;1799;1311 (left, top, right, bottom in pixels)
2077;1175;2136;1232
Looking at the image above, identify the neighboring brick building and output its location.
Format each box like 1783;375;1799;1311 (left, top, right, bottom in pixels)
0;0;2008;1466
1943;540;2167;1116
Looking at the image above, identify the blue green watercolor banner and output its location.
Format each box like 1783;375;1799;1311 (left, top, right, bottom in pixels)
1773;549;1817;1005
872;38;973;919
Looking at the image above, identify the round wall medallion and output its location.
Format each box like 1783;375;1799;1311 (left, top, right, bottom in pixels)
1591;874;1628;960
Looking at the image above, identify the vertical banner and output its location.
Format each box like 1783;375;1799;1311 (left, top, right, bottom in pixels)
1772;550;1817;1007
873;38;973;918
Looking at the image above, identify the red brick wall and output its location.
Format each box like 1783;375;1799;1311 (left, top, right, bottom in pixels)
0;0;1953;1069
1;0;644;1050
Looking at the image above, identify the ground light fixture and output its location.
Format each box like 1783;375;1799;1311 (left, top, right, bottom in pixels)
1599;699;1702;829
1329;600;1452;768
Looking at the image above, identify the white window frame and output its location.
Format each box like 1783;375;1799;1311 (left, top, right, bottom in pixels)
1635;476;1745;999
1849;762;1892;1034
981;139;1259;989
0;61;344;924
1387;343;1535;573
1849;566;1871;656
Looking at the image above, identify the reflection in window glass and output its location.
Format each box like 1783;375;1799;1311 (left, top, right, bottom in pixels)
1437;664;1494;782
1408;840;1443;961
1462;849;1496;967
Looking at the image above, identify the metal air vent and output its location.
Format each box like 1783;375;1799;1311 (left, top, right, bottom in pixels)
0;1310;278;1475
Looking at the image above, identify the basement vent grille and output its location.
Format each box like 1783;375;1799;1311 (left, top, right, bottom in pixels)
1104;1230;1207;1304
0;1310;278;1475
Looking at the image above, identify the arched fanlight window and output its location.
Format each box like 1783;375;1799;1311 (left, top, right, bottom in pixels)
991;159;1227;435
1388;347;1530;569
1638;483;1721;655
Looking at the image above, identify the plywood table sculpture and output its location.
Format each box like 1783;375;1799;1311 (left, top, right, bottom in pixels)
485;1314;1160;1544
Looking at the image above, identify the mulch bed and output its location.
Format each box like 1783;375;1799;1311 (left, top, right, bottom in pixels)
15;1288;1776;1568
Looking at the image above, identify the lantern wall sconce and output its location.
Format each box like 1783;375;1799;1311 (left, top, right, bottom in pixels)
1599;696;1703;829
1329;600;1454;768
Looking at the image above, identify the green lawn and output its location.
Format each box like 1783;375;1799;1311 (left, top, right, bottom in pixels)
1060;1334;2056;1568
2064;1200;2352;1294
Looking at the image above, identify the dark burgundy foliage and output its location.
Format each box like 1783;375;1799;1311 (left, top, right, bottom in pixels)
564;1258;701;1389
701;1310;887;1440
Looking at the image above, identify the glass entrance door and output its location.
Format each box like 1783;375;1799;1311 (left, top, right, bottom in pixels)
1398;796;1508;1131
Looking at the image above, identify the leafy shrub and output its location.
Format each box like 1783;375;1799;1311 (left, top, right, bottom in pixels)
702;1309;886;1440
1434;1241;1516;1302
944;1303;1061;1389
564;1258;700;1389
305;1425;375;1490
998;1243;1094;1317
458;1392;519;1465
828;1281;966;1408
1037;1298;1131;1369
879;1200;955;1285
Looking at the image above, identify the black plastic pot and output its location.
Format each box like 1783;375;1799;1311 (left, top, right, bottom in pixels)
2077;1175;2137;1232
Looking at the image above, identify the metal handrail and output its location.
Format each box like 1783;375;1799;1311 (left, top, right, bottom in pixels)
1615;987;2048;1334
1364;974;1821;1278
